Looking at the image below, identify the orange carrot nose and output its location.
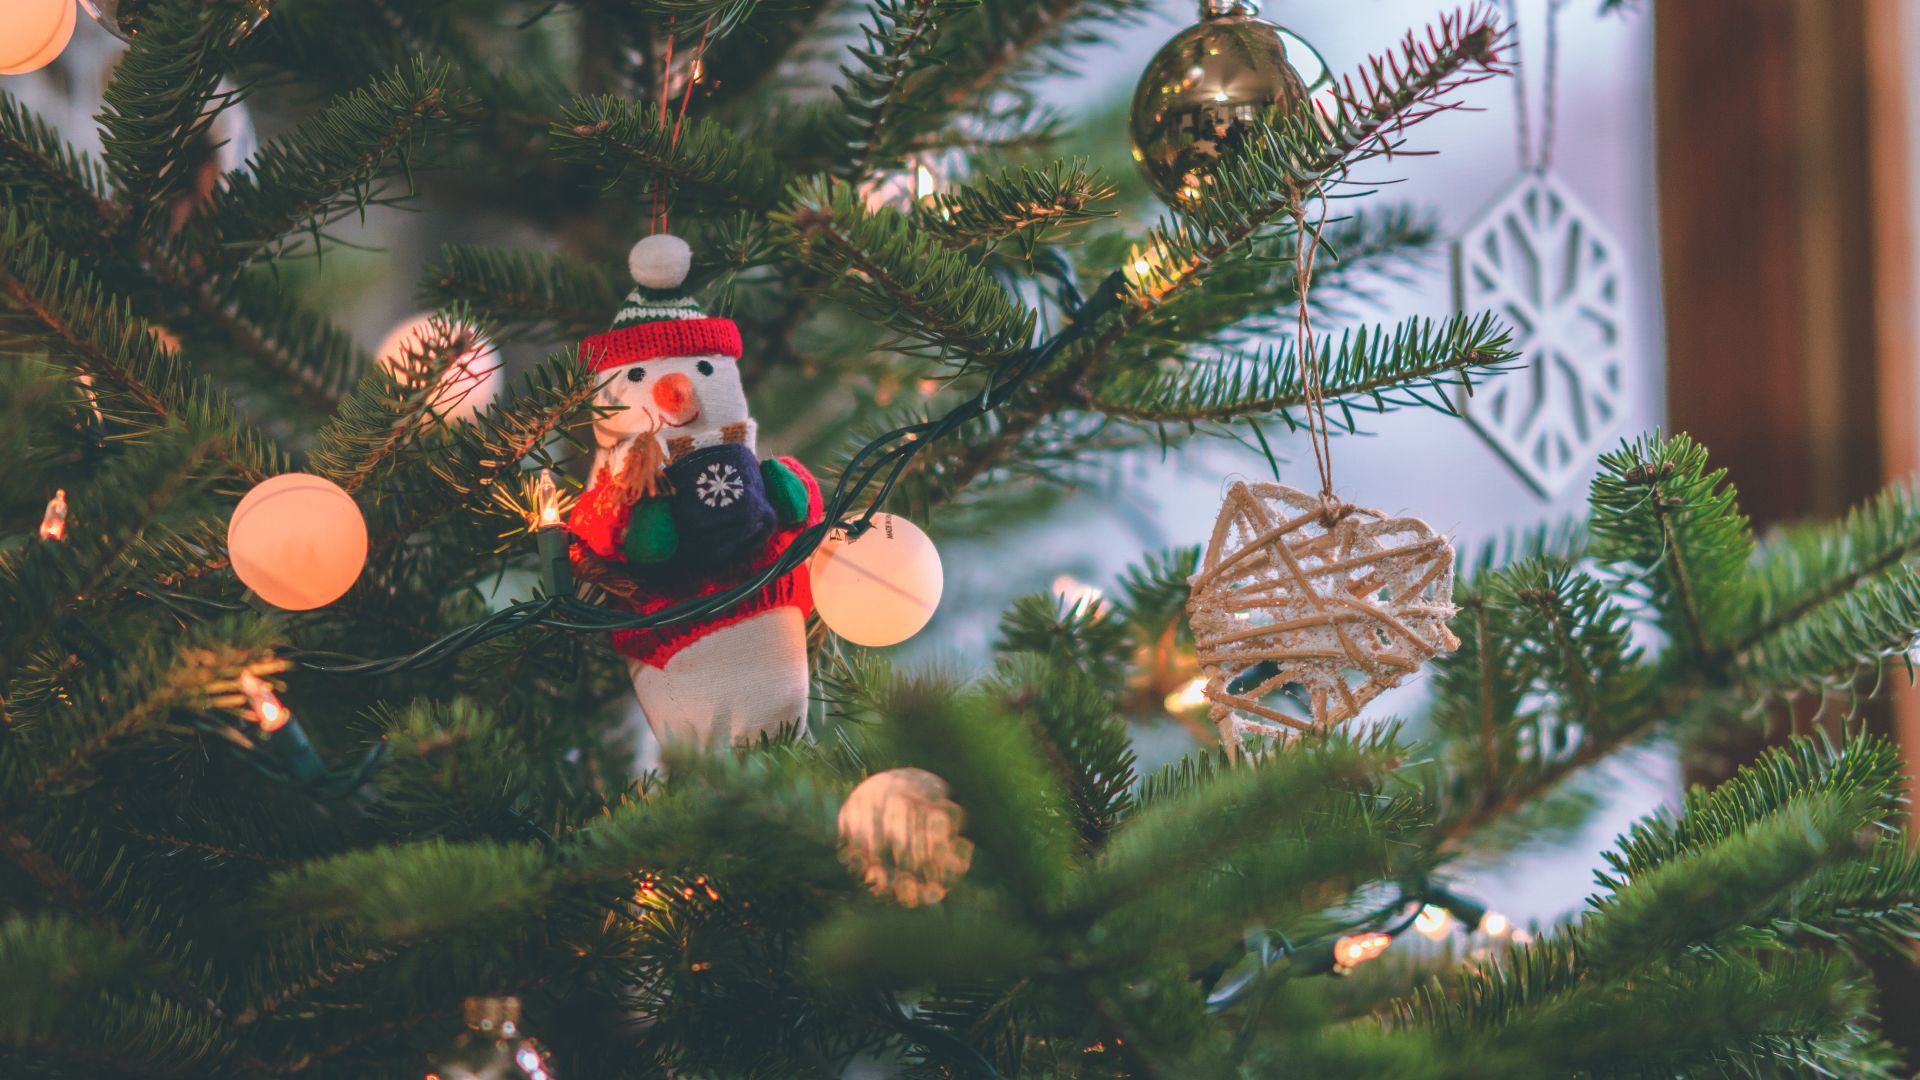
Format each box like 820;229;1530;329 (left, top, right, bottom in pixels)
651;372;696;418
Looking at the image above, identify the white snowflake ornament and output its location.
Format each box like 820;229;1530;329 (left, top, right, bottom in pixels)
1453;172;1628;496
1188;481;1459;755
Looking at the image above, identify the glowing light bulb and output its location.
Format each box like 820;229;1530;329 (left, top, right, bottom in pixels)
1332;932;1391;973
1164;676;1210;714
1479;911;1511;937
533;469;563;528
1123;242;1190;299
915;163;937;203
38;489;68;542
1051;574;1105;614
238;671;291;733
1413;904;1452;940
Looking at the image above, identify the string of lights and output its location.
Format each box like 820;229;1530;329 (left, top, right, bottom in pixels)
278;269;1132;676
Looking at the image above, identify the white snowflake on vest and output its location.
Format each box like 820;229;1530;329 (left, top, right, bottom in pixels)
696;462;744;508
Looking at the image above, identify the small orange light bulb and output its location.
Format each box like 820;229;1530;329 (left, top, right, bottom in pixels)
238;671;291;733
38;489;67;542
1163;676;1209;714
1413;904;1452;940
1050;574;1105;614
534;469;563;529
1332;932;1391;973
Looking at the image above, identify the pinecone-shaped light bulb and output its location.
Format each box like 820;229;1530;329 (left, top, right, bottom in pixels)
424;997;555;1080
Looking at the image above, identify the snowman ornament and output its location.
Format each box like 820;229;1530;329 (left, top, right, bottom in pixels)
568;234;823;749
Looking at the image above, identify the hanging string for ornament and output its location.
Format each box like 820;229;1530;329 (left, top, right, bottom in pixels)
651;18;715;236
1502;0;1567;174
1288;183;1337;508
1185;179;1460;756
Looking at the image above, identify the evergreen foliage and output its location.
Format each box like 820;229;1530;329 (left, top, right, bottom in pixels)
3;1;1920;1077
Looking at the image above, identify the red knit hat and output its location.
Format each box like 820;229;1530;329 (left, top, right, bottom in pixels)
582;234;741;374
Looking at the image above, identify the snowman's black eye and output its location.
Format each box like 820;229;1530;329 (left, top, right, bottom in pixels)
626;367;646;383
697;360;714;376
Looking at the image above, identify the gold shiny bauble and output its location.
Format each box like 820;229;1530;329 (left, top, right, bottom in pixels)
1129;0;1314;206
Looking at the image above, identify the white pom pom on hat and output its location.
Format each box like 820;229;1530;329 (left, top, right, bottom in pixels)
628;233;693;290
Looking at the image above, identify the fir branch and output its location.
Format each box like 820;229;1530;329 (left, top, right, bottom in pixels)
360;352;599;550
1785;836;1920;950
1742;484;1920;650
0;218;281;485
257;839;555;941
96;0;250;220
189;60;458;274
1426;680;1700;856
1491;559;1647;739
552;96;791;210
1061;734;1391;920
832;0;972;182
780;178;1038;366
1122;204;1441;349
421;245;622;342
1733;483;1920;689
0;90;119;245
1581;791;1866;974
1112;546;1200;653
619;0;767;38
231;942;400;1027
914;160;1116;251
926;0;1154;106
996;592;1133;687
305;311;494;494
5;628;262;807
1601;735;1903;887
0;431;225;672
0;827;232;1032
1736;569;1920;693
1082;312;1512;427
989;654;1138;852
1590;433;1755;662
0;914;225;1074
138;250;368;410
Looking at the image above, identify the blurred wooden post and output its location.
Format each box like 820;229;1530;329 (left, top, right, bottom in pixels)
1657;0;1920;1049
1658;0;1917;738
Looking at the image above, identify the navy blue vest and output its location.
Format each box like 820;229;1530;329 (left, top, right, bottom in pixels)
659;441;776;574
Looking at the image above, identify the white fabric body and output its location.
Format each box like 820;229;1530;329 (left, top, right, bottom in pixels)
592;353;751;448
627;606;811;749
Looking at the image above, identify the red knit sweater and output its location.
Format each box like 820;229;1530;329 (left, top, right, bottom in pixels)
568;455;823;669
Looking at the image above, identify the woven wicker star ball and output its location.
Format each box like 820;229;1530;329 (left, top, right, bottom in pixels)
1187;481;1459;753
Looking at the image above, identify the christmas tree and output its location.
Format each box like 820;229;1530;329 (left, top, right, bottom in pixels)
5;1;1920;1077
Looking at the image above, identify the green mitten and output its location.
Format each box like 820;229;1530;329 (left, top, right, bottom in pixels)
622;498;679;563
762;459;810;526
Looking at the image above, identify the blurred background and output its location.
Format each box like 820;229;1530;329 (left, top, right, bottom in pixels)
10;0;1917;936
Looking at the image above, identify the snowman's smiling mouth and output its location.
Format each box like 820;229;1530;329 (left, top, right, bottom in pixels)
663;410;702;429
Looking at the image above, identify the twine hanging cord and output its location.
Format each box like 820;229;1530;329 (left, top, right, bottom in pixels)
1502;0;1565;172
1288;184;1347;525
